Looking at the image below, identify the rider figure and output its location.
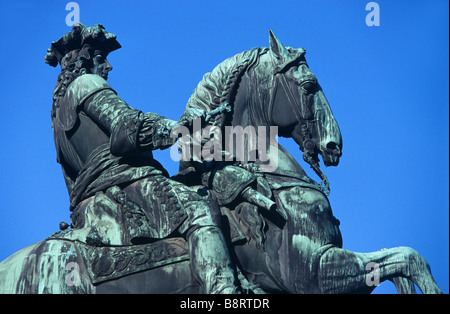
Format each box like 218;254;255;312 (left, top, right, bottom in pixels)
45;23;242;294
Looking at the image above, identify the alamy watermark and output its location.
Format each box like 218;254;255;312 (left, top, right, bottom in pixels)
65;2;80;26
365;262;380;287
169;120;279;172
365;2;380;27
65;262;81;287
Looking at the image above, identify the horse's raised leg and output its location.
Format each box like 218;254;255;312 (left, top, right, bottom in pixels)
391;276;416;294
318;246;442;294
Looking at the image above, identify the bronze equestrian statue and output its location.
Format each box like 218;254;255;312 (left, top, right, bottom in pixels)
44;23;268;294
0;24;442;294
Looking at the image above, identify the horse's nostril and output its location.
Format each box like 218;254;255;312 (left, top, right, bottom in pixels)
326;142;342;157
326;142;338;151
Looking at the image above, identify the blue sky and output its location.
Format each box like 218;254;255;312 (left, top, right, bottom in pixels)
0;0;448;294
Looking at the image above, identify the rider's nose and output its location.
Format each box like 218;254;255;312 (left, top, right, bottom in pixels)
105;60;112;72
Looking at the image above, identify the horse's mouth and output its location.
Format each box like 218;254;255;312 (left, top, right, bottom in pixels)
320;141;342;167
322;155;340;167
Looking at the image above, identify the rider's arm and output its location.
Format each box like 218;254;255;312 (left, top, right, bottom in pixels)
82;79;178;155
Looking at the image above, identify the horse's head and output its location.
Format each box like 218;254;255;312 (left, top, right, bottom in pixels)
267;30;342;169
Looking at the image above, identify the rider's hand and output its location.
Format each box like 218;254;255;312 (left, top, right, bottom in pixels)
240;187;288;221
179;108;207;126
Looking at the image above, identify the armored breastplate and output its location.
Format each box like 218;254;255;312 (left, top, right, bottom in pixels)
52;74;114;176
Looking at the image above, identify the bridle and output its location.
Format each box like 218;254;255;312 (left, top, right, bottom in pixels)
268;52;331;195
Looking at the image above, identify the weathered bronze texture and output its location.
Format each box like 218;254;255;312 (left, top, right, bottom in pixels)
0;24;442;294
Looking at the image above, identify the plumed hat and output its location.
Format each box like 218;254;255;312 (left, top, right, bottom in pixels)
45;23;121;67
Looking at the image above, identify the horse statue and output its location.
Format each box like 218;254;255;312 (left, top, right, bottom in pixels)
0;30;442;294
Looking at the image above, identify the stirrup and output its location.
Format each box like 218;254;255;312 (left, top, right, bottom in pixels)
237;268;266;294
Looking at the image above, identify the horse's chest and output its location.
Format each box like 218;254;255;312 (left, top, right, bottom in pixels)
275;187;342;246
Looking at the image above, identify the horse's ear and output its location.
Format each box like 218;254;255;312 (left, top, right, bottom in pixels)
269;29;289;61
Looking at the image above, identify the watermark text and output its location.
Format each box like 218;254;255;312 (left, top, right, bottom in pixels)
65;262;81;287
169;121;279;172
365;2;380;27
65;2;80;26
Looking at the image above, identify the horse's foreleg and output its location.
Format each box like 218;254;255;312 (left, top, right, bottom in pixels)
318;246;442;294
391;277;416;294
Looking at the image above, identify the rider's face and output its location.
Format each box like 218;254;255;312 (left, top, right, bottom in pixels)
90;51;112;80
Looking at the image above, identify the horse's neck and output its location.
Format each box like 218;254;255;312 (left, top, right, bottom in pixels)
251;137;311;183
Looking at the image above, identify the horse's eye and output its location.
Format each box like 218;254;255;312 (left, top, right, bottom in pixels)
301;81;316;94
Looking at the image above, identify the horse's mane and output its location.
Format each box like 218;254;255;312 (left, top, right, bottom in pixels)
180;48;270;248
183;47;268;127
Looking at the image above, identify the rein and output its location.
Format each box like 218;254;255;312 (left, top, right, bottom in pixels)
268;52;331;195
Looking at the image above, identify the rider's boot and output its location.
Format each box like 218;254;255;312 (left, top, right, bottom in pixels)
183;200;242;294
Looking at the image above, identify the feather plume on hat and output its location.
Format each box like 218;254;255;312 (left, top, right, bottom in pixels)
45;23;121;67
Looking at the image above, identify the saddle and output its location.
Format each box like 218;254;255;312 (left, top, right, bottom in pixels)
48;198;246;285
